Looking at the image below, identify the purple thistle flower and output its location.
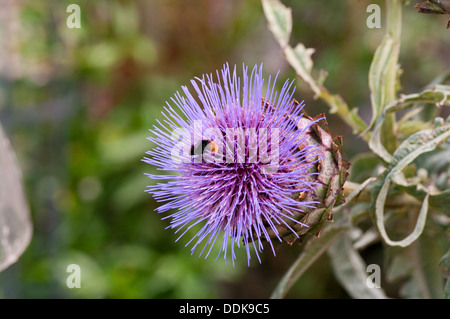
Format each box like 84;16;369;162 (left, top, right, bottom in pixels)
143;63;322;265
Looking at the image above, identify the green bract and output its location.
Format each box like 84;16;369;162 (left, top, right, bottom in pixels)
266;103;350;244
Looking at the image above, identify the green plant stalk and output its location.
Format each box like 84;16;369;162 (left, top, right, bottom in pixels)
270;179;423;299
381;0;402;153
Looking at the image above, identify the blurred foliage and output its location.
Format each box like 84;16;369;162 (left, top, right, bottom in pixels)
0;0;449;298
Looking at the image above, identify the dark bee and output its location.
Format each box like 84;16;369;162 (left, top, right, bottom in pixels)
190;140;218;156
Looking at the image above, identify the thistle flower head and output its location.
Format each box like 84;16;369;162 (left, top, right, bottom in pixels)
144;63;347;265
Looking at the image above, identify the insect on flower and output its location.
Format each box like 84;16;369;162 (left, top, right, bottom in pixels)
143;63;349;265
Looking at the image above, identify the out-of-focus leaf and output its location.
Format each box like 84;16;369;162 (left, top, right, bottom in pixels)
112;2;140;38
328;234;387;299
80;42;122;70
261;0;292;48
261;0;368;136
427;189;450;211
112;171;150;212
368;37;395;130
427;69;450;87
387;233;446;299
386;233;444;299
415;141;450;175
0;123;33;272
376;174;428;248
100;131;149;168
353;228;379;251
392;122;450;212
413;231;445;298
348;153;381;183
440;249;450;298
270;221;349;299
373;122;450;247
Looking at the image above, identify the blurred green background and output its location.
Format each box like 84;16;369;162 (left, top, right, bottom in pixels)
0;0;448;298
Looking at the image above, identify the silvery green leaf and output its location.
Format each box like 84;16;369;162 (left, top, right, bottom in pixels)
348;153;381;183
364;0;402;157
384;85;450;114
262;0;367;135
368;36;395;131
284;44;315;77
368;116;393;163
328;234;388;299
365;1;402;135
414;0;450;14
413;231;445;299
353;228;379;251
284;44;319;95
270;222;348;299
391;123;450;212
0;123;33;272
261;0;292;48
440;249;450;272
373;122;450;247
